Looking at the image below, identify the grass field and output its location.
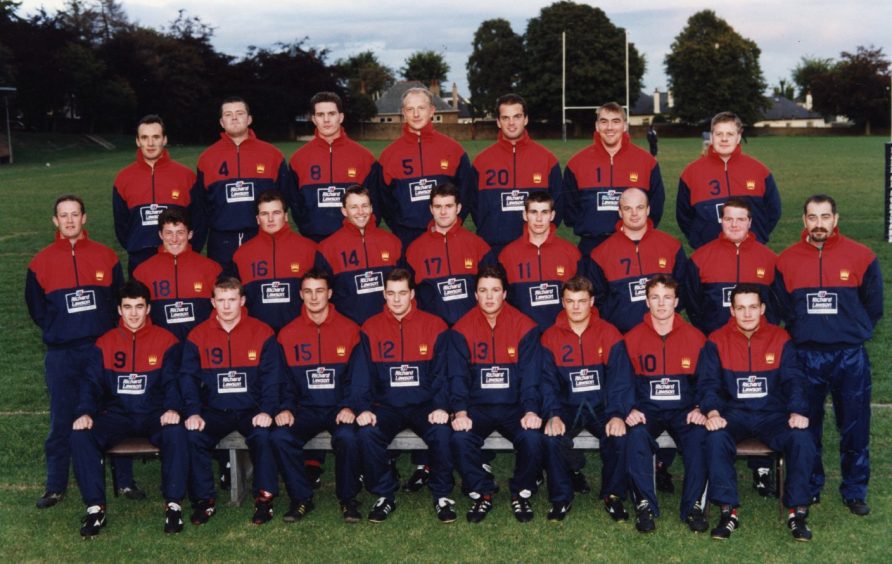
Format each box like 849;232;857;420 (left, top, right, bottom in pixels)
1;133;890;561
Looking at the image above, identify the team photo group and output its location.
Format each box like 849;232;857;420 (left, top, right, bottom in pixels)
25;86;882;543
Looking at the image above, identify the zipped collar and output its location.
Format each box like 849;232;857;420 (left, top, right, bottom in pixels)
401;122;435;141
800;227;841;249
496;130;531;151
134;148;172;168
312;127;349;148
219;128;258;146
706;144;742;164
592;131;631;157
552;308;602;333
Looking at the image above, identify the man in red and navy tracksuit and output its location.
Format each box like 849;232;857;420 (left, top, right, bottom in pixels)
71;280;188;537
469;94;562;257
353;269;456;523
180;277;283;526
775;195;883;516
270;269;363;523
562;102;665;255
26;195;124;509
377;85;473;248
316;185;403;325
623;276;709;533
406;182;493;326
450;265;544;523
583;188;687;334
499;191;580;331
196;97;292;275
540;276;637;523
677;112;781;249
233;190;317;332
699;284;816;541
113;114;204;274
288;92;381;242
134;208;222;342
683;198;779;335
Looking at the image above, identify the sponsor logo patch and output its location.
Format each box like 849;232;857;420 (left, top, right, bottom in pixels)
736;375;767;398
480;365;510;389
806;291;838;315
65;289;97;313
628;277;649;302
225;180;255;203
217;371;247;393
529;283;560;306
715;202;725;224
409;178;437;202
117;374;147;395
307;367;335;389
390;364;420;387
436;278;469;302
596;189;621;211
649;378;681;401
500;190;528;212
164;301;195;324
570;368;600;392
139;203;167;226
317;186;345;208
261;281;291;304
354;271;384;294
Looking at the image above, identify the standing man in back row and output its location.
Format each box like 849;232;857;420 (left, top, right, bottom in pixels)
563;102;665;255
677;111;781;250
288;91;380;242
377;86;473;248
469;93;562;257
196;96;291;275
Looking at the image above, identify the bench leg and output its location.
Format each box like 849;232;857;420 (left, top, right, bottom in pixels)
228;448;253;507
777;454;786;520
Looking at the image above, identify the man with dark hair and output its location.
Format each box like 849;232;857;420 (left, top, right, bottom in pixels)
450;264;544;523
775;194;883;516
354;268;456;522
377;86;473;248
316;185;402;325
469;93;562;256
584;188;687;333
113;115;204;275
677;111;781;249
540;275;636;523
232;190;317;332
71;280;188;537
563;102;665;255
405;182;493;326
179;277;283;526
133;208;222;342
196;97;292;275
271;269;364;523
288;92;380;242
498;191;580;331
699;284;815;541
26;195;125;509
623;275;709;533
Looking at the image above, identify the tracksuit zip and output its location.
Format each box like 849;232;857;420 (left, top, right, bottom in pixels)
724;161;731;197
444;234;453;275
173;255;180;299
361;234;370;265
317;325;323;364
329;143;334;184
661;335;667;377
735;244;741;282
71;243;80;286
818;247;824;287
634;242;643;274
747;337;752;372
271;237;277;277
537;246;543;281
417;136;424;175
512;145;517;189
151;166;156;203
399;321;405;363
131;331;137;372
236;144;241;177
227;332;233;368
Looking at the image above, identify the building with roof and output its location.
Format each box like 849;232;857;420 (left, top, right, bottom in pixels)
371;80;461;124
753;95;831;128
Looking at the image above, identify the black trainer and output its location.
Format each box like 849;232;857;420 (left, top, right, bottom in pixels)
305;464;323;490
634;501;656;533
547;502;572;522
190;499;216;525
164;502;184;534
603;495;628;522
686;506;709;533
656;464;675;494
466;494;493;523
788;508;812;541
340;499;362;523
434;497;457;523
368;497;396;522
511;495;534;523
403;465;430;493
80;505;106;538
283;498;314;523
711;507;739;540
753;467;775;497
844;499;870;516
36;491;64;509
118;482;147;501
252;498;274;525
571;471;591;494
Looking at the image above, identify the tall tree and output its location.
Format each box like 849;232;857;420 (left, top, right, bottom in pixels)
466;18;524;118
808;46;890;133
792;56;834;101
400;50;449;87
334;51;394;122
522;1;645;124
772;79;794;99
664;10;767;125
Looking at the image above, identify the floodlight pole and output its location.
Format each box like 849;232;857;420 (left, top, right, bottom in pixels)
562;31;567;142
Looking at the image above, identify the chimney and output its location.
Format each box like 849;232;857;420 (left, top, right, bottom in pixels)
805;91;813;111
653;88;661;115
430;79;441;98
452;82;459;110
667;89;674;109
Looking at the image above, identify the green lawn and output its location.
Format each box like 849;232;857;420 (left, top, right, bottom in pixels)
1;134;890;561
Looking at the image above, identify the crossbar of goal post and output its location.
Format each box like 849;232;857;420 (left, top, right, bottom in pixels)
562;30;630;141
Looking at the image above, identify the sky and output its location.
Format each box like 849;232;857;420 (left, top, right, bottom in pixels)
16;0;892;101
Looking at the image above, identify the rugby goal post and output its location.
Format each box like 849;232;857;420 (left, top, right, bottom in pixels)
561;30;630;141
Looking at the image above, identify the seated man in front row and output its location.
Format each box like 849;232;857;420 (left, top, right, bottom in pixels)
71;280;188;538
699;284;816;541
179;277;283;526
354;268;456;522
271;269;363;523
